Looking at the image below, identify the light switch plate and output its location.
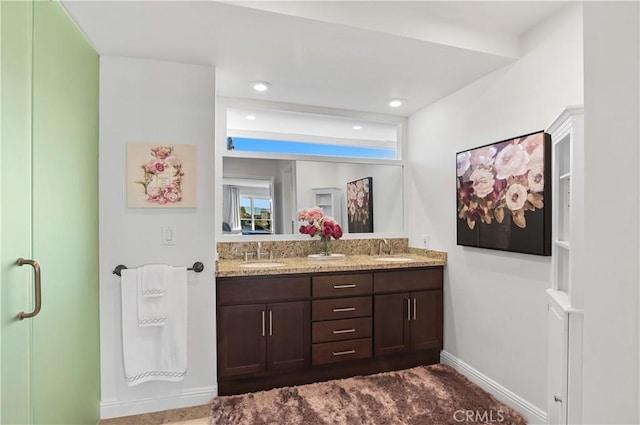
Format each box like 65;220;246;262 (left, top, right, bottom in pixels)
162;226;177;245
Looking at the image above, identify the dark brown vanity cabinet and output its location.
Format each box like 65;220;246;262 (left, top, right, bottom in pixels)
373;268;443;356
216;266;443;395
217;276;311;378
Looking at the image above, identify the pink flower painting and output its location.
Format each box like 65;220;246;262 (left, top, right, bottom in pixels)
456;131;551;256
347;177;373;233
135;145;184;205
128;143;196;208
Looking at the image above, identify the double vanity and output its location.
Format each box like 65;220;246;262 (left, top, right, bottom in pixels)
215;239;447;395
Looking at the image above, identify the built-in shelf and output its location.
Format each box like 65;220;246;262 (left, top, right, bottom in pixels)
546;106;584;425
312;188;343;225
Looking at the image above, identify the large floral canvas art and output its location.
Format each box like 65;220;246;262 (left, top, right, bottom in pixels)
456;131;551;256
127;143;197;208
347;177;373;233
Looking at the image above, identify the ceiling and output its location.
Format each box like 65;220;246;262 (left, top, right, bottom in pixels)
62;1;567;117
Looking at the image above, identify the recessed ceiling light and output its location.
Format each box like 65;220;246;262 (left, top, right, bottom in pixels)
251;81;270;92
352;125;362;130
388;99;403;108
246;115;256;120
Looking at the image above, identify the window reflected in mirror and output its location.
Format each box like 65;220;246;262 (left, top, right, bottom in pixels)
223;177;274;235
240;197;272;234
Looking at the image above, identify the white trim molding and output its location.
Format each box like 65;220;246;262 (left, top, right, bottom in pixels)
441;351;547;425
100;385;217;419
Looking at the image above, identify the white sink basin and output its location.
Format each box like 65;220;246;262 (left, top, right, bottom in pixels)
238;262;286;269
374;257;415;263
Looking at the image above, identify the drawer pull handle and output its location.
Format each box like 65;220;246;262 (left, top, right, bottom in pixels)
332;349;356;356
332;328;356;334
333;284;356;289
333;307;356;313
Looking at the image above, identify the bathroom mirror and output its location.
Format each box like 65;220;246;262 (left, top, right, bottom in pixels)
217;98;407;240
221;157;403;236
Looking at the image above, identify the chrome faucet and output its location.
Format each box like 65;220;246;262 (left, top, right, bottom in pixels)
243;242;263;261
379;239;390;255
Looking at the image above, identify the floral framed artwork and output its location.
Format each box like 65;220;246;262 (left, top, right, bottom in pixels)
347;177;373;233
456;130;551;256
127;143;197;208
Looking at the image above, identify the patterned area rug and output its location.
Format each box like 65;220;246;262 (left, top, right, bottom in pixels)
210;364;527;424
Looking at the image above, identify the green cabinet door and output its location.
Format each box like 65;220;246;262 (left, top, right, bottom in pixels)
1;2;35;423
1;1;100;424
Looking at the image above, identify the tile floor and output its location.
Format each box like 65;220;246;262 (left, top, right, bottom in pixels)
99;404;210;425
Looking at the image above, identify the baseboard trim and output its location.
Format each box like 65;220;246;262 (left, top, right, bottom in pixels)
100;385;217;419
440;351;547;425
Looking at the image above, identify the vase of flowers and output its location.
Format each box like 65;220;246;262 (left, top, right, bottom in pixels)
297;206;343;256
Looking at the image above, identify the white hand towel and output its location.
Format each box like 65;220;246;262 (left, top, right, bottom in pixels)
141;264;169;297
138;264;170;327
121;266;188;386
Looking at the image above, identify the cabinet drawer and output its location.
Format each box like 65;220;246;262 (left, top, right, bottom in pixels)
312;273;372;298
312;338;372;365
312;296;372;321
312;317;372;343
218;276;310;305
373;268;443;293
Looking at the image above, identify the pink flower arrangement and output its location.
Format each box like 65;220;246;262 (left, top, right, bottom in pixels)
297;207;343;240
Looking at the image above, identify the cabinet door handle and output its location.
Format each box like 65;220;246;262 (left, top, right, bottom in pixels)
269;310;273;336
332;349;356;356
413;298;417;321
332;328;356;334
261;310;266;337
554;395;563;403
333;284;356;289
17;258;42;320
407;299;411;321
333;307;356;313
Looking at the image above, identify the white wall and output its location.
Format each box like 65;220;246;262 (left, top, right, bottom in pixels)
296;161;403;233
581;3;639;423
99;56;216;418
407;3;583;418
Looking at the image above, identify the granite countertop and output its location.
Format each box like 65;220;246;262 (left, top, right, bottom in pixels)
216;248;447;278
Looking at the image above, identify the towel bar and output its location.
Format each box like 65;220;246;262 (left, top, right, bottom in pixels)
113;262;204;277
